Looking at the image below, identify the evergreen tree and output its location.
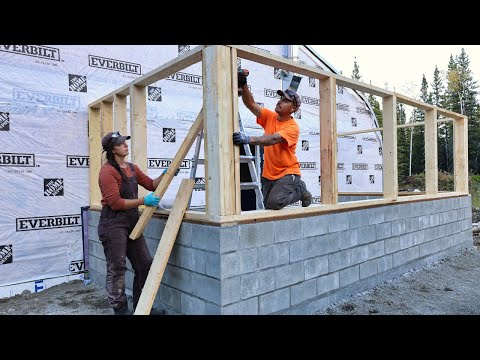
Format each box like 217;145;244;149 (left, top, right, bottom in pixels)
397;103;410;180
446;49;480;173
351;57;361;81
410;75;429;175
368;94;383;128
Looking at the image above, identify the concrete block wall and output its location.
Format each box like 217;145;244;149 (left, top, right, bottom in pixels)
87;195;472;314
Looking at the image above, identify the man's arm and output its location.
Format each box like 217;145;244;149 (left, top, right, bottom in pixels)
249;133;285;146
241;84;262;118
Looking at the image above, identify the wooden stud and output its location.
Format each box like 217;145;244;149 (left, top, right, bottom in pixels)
88;107;102;206
129;110;204;240
382;95;398;200
338;128;383;137
134;179;194;315
231;47;241;214
320;77;338;205
202;45;237;218
100;101;113;137
454;116;469;193
424;108;438;196
130;85;148;199
114;94;128;136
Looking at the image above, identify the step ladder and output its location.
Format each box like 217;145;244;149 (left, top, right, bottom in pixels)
188;114;265;210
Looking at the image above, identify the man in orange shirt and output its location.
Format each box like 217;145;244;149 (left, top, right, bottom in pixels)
233;70;312;210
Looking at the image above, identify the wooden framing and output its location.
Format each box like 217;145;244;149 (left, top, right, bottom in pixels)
87;45;469;227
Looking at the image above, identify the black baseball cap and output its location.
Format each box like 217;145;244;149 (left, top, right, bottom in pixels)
277;88;301;111
102;131;130;151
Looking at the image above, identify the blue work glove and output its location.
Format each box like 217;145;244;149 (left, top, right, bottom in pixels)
233;132;250;145
162;168;180;176
144;192;160;207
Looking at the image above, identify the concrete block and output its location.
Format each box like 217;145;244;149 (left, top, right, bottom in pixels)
392;249;407;267
191;272;221;305
158;285;181;312
274;218;303;243
316;272;339;295
222;297;258;315
377;255;393;273
239;222;274;249
176;222;192;246
221;276;240;305
308;233;339;257
88;255;106;275
385;236;401;254
349;209;370;229
220;252;240;279
418;215;430;230
88;210;99;226
359;258;377;279
329;212;349;232
368;241;385;259
340;265;360;286
412;230;425;246
206;252;220;279
329;250;351;272
419;241;434;257
88;240;104;259
144;219;165;239
400;233;414;250
275;262;304;288
368;207;385;225
219;225;240;253
384;205;400;222
181;293;207;315
240;269;275;299
303;214;330;237
290;279;317;306
350;244;369;265
338;229;359;250
405;245;420;262
304;255;328;280
205;303;221;315
259;288;290;314
405;217;419;233
289;238;308;262
163;265;193;293
391;219;406;236
88;225;99;242
357;225;377;245
191;225;220;253
376;223;392;240
258;243;289;269
179;247;206;274
238;248;258;274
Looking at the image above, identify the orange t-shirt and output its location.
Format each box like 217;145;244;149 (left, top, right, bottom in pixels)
257;108;301;180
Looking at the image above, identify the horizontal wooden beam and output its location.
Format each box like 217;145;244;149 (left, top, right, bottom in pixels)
230;45;392;97
338;127;383;136
437;117;454;123
437;108;464;120
396;122;425;129
395;93;435;111
89;45;204;109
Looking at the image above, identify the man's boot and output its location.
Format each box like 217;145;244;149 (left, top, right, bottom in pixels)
299;180;312;207
113;302;132;315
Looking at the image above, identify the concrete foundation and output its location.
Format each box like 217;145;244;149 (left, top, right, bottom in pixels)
87;195;472;314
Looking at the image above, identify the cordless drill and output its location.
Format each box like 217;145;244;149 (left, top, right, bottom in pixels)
237;68;249;96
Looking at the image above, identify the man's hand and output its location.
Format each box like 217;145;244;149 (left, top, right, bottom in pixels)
238;69;249;88
233;132;250;145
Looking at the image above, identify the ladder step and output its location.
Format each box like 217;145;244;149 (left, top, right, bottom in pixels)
240;155;255;160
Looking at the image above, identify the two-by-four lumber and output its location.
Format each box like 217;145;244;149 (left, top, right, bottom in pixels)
454;116;469;193
134;178;195;315
88;107;102;206
337;128;383;137
100;101;113;137
424;108;438;196
319;77;338;205
129;110;204;240
382;95;398;200
202;45;238;217
231;47;241;214
114;94;128;136
130;85;148;200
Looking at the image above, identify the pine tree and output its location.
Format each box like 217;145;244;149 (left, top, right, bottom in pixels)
368;94;383;128
351;57;361;81
410;75;429;175
397;103;410;180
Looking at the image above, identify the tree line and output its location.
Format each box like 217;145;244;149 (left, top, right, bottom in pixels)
350;49;479;179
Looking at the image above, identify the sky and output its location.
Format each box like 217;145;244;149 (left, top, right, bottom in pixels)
310;45;480;98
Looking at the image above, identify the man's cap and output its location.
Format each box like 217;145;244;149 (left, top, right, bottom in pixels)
102;131;131;151
277;88;301;111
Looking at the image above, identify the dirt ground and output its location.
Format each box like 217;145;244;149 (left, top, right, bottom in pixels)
1;215;480;316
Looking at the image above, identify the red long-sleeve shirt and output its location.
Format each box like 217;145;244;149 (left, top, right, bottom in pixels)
98;163;155;211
